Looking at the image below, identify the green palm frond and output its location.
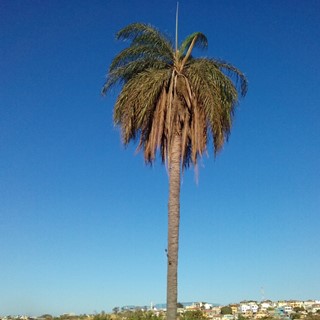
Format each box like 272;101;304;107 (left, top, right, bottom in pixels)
214;59;248;97
102;59;168;94
116;22;157;40
179;32;208;57
102;23;174;95
109;44;172;72
116;23;174;57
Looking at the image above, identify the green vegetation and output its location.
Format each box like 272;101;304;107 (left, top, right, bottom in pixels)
260;317;278;320
180;310;206;320
93;313;112;320
221;306;233;315
304;315;320;320
118;310;163;320
112;307;120;314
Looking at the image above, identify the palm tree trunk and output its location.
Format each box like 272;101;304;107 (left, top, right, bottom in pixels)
167;132;181;320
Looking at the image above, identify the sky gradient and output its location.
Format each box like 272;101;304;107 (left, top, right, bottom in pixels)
1;0;319;316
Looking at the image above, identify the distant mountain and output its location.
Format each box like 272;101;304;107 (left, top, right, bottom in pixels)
120;302;221;311
154;302;220;309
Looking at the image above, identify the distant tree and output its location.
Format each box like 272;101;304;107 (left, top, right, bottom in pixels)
291;313;301;319
181;310;206;320
59;315;77;320
93;313;111;320
40;315;53;319
177;302;184;308
113;307;120;314
260;317;277;320
221;306;233;315
121;310;163;320
305;315;320;320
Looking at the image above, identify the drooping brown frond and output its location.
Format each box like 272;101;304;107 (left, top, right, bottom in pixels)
183;58;241;156
114;68;171;146
143;87;168;162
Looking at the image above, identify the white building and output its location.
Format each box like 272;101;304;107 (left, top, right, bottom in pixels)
239;304;251;314
239;302;258;314
283;306;293;313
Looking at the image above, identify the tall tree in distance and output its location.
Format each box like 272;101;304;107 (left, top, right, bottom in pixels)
102;17;247;320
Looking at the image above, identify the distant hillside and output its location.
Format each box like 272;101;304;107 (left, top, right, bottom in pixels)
154;302;220;309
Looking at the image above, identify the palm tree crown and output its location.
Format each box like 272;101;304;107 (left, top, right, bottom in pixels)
102;23;248;168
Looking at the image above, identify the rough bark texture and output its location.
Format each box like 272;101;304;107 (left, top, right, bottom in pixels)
167;133;181;320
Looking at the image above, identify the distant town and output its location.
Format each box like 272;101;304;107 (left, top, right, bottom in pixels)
2;299;320;320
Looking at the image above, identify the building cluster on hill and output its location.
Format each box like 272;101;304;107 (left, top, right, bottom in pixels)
1;299;320;320
118;299;320;320
173;300;320;320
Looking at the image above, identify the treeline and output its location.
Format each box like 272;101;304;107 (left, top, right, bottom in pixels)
36;310;320;320
94;311;320;320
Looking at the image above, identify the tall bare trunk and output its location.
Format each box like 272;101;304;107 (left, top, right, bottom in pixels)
167;133;181;320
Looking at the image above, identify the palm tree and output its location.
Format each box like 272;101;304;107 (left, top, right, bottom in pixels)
102;23;247;320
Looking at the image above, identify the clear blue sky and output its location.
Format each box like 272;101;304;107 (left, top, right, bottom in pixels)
1;0;319;316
